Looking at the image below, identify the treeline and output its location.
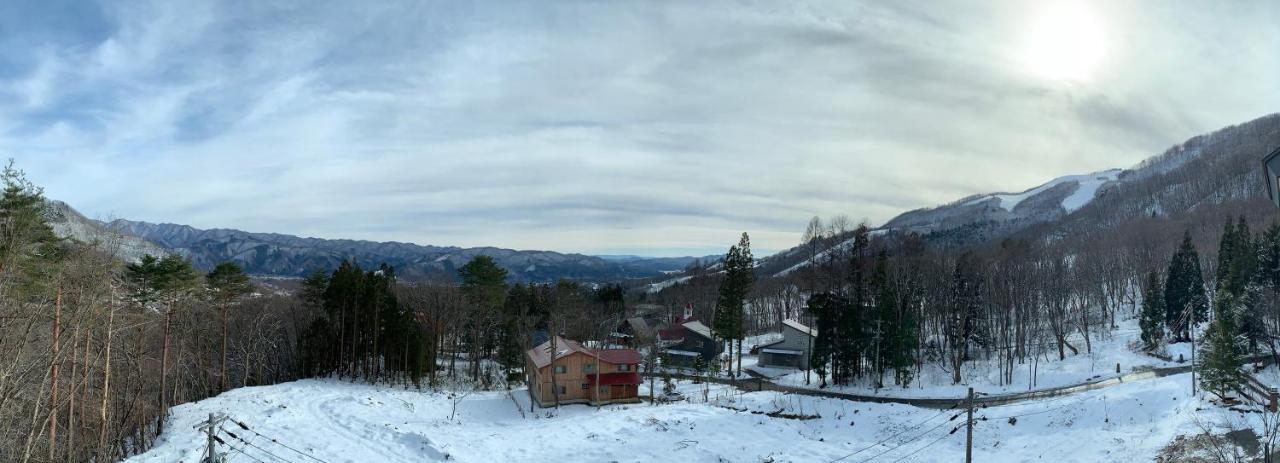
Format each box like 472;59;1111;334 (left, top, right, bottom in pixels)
643;209;1280;395
1143;216;1280;397
296;253;634;389
0;166;309;462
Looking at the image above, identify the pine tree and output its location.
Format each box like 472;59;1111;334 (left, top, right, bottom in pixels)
807;292;842;387
713;232;754;378
207;262;253;392
1139;269;1165;352
1200;291;1245;397
459;256;509;381
1165;230;1208;342
0;162;64;290
498;284;531;382
1214;219;1237;295
870;249;896;388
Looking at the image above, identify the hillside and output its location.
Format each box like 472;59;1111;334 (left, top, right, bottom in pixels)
704;113;1280;282
43;200;169;262
104;219;695;282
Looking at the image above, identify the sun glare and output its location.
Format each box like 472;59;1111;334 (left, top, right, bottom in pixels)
1023;2;1106;82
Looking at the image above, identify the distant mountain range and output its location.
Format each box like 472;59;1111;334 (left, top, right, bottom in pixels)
71;218;700;282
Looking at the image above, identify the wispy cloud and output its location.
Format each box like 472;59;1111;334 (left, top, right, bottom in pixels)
1;0;1276;256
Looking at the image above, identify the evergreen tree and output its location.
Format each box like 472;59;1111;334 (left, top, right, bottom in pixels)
0;162;64;292
870;249;896;388
207;262;253;392
1164;230;1208;341
1139;269;1165;352
498;284;531;382
807;292;843;387
1214;219;1237;295
834;226;870;386
1259;223;1280;290
1200;290;1246;397
713;232;754;378
459;256;510;380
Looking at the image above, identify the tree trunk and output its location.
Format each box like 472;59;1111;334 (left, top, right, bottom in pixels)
221;301;228;392
158;308;172;434
96;302;112;460
48;289;61;463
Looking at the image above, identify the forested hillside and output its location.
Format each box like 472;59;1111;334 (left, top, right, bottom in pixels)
105;219;691;282
641;113;1280;392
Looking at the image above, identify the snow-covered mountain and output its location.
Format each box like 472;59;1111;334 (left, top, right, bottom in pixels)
686;112;1280;283
881;169;1122;236
43;200;169;263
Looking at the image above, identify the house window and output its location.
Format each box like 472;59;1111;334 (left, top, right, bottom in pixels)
617;364;631;372
598;386;609;395
583;363;595;373
554;365;566;374
558;385;566;395
582;383;589;390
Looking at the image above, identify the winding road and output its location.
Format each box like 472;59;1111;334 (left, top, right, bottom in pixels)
646;354;1273;410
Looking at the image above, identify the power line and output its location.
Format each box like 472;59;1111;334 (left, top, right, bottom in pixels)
220;427;300;463
886;427;957;463
829;401;963;462
854;417;956;463
224;442;272;463
983;395;1095;420
229;418;331;463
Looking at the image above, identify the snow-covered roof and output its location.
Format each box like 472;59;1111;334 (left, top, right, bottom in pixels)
783;319;817;338
761;348;804;355
663;349;699;357
682;320;714;340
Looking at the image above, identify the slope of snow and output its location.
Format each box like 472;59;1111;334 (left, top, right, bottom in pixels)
125;371;1227;463
646;275;693;293
986;169;1121;212
756;316;1187;399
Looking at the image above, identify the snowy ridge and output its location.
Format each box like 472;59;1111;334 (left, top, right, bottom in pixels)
964;168;1122;213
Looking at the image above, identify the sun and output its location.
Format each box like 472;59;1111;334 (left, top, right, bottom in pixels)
1022;2;1106;82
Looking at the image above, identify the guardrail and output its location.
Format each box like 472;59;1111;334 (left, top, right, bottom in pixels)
1240;370;1279;412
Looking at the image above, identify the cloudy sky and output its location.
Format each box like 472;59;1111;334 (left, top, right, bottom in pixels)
3;1;1277;256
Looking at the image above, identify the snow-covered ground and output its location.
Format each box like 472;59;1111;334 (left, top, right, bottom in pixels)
753;316;1195;399
126;372;1226;463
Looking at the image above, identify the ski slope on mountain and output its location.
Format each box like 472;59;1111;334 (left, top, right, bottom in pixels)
963;168;1122;213
126;372;1220;463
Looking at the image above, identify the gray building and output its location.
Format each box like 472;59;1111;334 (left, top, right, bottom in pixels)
661;320;722;367
756;319;817;369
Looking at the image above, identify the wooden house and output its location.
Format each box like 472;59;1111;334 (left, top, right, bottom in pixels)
756;319;817;369
525;336;643;407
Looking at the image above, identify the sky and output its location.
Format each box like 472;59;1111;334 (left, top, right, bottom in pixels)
2;1;1278;257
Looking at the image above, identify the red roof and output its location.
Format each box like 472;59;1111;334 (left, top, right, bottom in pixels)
527;337;642;369
595;349;643;365
586;372;642;386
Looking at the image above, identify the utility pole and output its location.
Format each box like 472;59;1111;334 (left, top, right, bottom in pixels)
197;413;227;463
966;387;975;463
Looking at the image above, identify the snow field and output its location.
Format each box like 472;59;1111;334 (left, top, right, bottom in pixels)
127;370;1211;463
